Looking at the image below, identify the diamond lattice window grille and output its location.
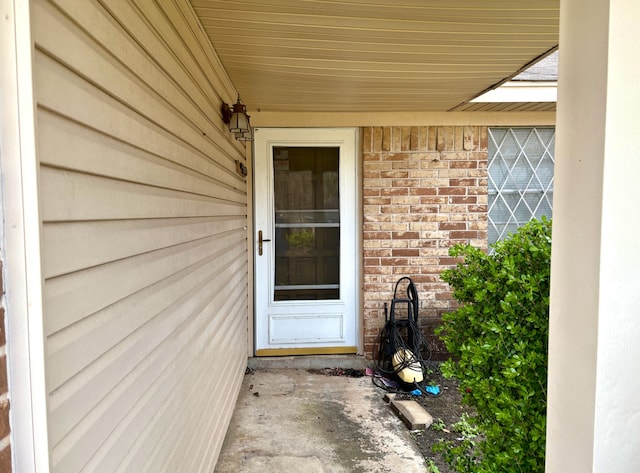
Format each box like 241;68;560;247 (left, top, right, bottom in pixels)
488;127;555;246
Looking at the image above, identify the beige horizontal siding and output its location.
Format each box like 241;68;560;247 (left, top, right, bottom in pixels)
33;0;248;471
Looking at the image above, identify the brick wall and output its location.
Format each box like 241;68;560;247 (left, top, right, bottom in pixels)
362;126;488;360
0;260;11;472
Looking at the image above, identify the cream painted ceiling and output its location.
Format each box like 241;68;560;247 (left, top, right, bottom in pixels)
190;0;559;112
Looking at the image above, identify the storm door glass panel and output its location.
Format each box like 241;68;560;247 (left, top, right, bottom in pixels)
273;147;340;301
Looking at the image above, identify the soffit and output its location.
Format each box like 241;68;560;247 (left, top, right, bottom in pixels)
190;0;559;112
454;101;556;112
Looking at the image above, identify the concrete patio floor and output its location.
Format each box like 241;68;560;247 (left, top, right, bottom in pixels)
214;357;427;473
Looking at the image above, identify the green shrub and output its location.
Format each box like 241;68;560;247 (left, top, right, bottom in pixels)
286;229;315;249
436;217;552;472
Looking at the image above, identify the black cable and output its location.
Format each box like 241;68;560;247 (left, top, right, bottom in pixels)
373;278;443;396
374;318;442;393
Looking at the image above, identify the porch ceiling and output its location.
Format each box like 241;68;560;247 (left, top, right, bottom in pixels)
190;0;559;113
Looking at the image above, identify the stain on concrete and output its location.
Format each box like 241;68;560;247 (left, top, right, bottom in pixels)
214;369;426;473
303;400;377;472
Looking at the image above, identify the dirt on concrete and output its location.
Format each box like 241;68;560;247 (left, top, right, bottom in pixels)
308;367;475;473
362;371;472;473
222;362;473;473
215;368;429;473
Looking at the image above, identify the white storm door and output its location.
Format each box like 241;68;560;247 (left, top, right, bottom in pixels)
254;128;358;355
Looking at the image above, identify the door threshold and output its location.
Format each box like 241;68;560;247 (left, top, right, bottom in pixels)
248;353;366;371
255;346;358;357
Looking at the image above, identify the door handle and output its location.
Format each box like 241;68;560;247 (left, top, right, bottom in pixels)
258;230;271;256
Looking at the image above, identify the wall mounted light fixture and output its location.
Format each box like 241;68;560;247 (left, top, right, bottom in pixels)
221;95;253;141
234;126;254;142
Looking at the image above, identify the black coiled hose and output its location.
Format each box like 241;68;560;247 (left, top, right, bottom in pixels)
373;277;442;396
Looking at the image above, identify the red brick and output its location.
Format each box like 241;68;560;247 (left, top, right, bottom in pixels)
366;266;393;275
451;196;477;204
363;127;373;153
391;179;420;187
472;172;488;181
364;214;392;223
479;126;489;150
438;187;466;195
468;186;488;195
382;127;392;151
373;127;383;152
420;177;449;187
444;126;455;151
418;126;428;150
392;161;420;170
365;231;392;239
450;161;478;169
0;308;4;347
420;157;446;169
440;151;464;161
426;127;437;151
439;239;469;248
449;178;477;187
435;291;455;300
463;125;475;151
363;249;392;257
419;196;447;205
439;222;466;231
407;275;436;284
0;445;11;473
409;187;437;196
469;221;488;231
363;197;391;205
436;126;445;151
363;223;382;231
409;205;438;214
439;257;465;266
381;258;409;266
411;240;438;249
0;401;10;440
391;231;419;239
0;356;6;396
381;205;409;214
454;126;464;151
380;170;409;179
401;127;411;151
381;187;409;196
392;249;420;257
392;127;403;151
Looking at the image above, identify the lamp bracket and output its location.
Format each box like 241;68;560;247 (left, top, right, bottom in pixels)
221;102;233;124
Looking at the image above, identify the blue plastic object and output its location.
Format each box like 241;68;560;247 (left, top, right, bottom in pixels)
425;385;440;396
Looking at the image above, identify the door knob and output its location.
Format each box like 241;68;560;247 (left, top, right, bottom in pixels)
258;230;271;256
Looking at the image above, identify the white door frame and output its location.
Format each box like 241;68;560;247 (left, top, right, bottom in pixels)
252;128;361;356
1;0;50;471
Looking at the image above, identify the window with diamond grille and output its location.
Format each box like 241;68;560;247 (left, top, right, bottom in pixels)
488;127;555;245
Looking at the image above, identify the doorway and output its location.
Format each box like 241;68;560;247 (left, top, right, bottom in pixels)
253;128;359;355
